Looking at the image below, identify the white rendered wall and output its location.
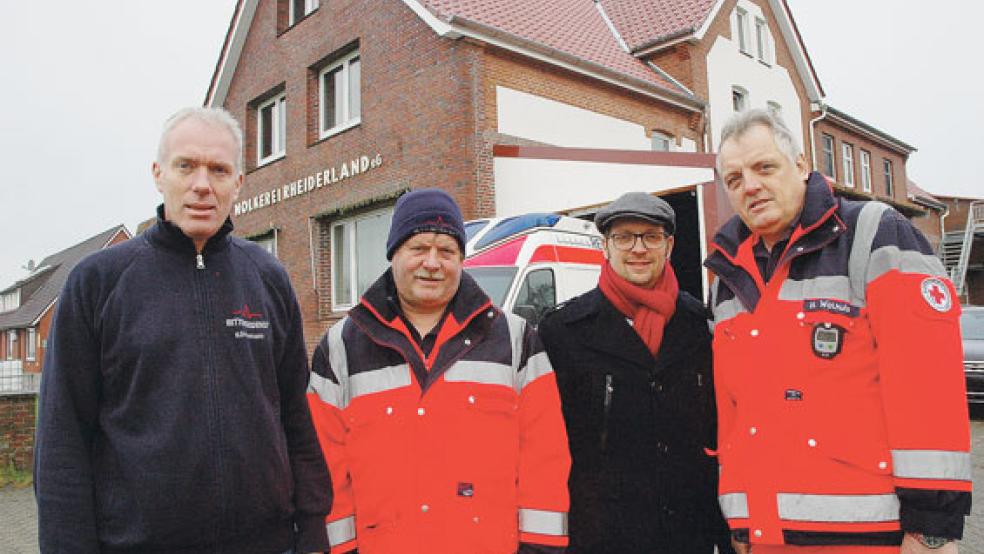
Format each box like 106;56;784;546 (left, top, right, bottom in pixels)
706;0;804;152
493;157;713;216
496;86;652;150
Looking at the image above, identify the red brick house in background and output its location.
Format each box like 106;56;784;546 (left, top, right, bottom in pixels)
204;0;946;347
0;225;130;391
0;225;129;470
906;179;946;253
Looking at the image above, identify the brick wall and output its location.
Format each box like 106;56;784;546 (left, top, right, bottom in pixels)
0;395;35;471
813;119;909;204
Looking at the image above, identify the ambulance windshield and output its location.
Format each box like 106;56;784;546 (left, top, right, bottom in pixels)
464;267;518;307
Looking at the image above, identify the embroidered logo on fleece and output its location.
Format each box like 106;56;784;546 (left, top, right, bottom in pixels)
920;277;952;313
226;304;270;340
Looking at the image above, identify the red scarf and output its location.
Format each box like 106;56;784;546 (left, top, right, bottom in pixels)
598;261;679;356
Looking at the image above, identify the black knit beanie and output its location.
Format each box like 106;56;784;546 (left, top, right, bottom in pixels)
385;189;466;260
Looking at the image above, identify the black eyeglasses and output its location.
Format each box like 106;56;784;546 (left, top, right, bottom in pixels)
607;231;669;251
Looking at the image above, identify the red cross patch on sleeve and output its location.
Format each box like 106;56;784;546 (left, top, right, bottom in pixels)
920;277;953;313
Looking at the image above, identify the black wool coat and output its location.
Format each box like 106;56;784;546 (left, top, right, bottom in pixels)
538;287;733;554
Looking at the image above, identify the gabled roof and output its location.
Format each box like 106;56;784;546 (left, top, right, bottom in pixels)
599;0;717;53
0;225;131;330
907;179;946;211
824;105;916;156
207;0;703;111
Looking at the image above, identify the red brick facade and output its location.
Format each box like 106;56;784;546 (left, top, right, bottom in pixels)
812;119;909;205
221;0;704;347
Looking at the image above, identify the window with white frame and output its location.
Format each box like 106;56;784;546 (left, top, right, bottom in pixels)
883;159;894;197
821;134;836;179
860;150;872;193
250;230;278;257
755;18;771;63
26;328;36;361
732;86;748;112
320;50;361;138
842;143;855;187
767;101;782;118
0;289;19;312
652;131;673;152
6;330;16;360
290;0;318;26
735;8;749;54
331;207;393;309
257;93;286;166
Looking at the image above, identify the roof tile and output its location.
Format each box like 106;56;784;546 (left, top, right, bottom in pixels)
599;0;717;52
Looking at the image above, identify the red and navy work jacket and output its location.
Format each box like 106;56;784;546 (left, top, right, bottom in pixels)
704;173;971;547
307;270;570;554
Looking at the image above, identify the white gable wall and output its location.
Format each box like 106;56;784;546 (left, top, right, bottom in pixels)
706;0;804;152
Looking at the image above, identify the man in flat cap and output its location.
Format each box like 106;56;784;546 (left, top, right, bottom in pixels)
539;192;732;553
306;188;571;553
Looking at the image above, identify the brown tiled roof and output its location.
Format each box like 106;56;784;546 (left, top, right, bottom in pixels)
419;0;692;97
599;0;717;52
0;226;130;329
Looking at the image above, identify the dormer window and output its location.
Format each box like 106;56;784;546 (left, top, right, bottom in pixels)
755;18;772;64
0;289;19;312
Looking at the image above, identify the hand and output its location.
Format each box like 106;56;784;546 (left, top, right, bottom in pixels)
901;533;958;553
731;537;750;554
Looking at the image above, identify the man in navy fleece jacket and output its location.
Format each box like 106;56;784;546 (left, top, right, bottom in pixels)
34;107;331;554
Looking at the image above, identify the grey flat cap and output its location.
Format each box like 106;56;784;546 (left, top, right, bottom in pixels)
595;192;675;235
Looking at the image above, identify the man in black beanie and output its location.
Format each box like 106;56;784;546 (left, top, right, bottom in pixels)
307;188;572;553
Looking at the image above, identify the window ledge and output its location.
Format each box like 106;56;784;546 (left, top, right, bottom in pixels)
316;119;361;144
250;153;286;174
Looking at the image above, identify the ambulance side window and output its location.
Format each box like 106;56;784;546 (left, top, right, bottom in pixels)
513;268;556;325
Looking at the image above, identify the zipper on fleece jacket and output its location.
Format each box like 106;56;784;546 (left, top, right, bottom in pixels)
193;257;226;543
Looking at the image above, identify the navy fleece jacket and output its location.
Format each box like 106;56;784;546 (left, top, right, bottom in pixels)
35;209;331;553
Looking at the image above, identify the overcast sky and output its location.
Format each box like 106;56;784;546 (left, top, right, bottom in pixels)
0;0;980;288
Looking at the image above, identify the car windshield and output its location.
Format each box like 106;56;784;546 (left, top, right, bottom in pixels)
961;309;984;340
464;220;490;242
464;267;518;307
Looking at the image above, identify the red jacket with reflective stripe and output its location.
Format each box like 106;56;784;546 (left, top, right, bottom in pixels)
704;174;971;547
307;270;570;553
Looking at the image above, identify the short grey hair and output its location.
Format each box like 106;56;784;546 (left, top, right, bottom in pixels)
157;107;244;172
717;108;801;175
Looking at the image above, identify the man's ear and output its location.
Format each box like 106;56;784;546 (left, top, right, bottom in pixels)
795;154;809;181
152;161;163;193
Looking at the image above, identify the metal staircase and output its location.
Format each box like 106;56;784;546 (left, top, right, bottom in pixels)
944;200;984;301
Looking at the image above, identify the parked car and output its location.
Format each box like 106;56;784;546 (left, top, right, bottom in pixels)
961;305;984;405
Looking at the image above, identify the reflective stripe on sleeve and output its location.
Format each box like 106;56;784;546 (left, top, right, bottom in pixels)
309;371;345;408
719;492;749;519
444;361;513;388
327;516;356;547
892;449;972;481
349;364;412;400
518;508;568;536
776;493;899;522
517;351;553;392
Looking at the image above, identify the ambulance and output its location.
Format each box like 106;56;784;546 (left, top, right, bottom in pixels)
463;213;605;324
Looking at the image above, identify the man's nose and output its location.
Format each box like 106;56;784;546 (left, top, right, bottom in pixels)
422;248;441;269
630;236;649;253
190;167;212;193
741;170;763;195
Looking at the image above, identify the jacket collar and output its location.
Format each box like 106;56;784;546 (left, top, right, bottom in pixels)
352;268;494;392
144;204;234;257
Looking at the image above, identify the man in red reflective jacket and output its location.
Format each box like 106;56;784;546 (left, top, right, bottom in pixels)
307;188;571;553
705;109;971;553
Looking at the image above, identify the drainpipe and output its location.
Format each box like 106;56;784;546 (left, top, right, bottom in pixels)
808;101;828;171
940;205;949;253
